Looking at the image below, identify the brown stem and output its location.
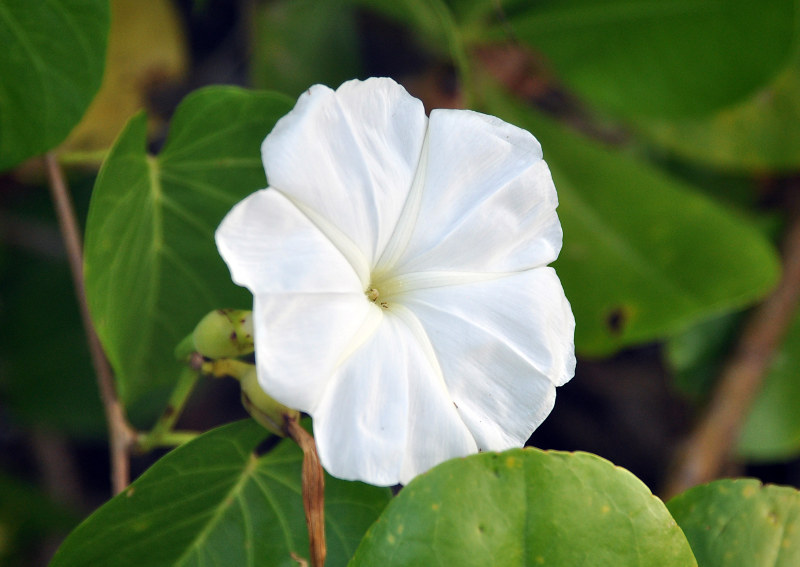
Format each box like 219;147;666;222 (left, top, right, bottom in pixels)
285;416;326;567
44;153;135;495
663;203;800;499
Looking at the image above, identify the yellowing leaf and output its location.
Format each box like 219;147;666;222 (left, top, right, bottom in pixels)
60;0;188;154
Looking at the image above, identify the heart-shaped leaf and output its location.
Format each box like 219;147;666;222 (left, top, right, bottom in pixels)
50;420;392;567
83;87;293;414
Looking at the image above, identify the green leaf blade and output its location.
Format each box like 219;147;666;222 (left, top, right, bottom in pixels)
50;420;392;567
494;0;795;119
0;0;109;171
669;479;800;566
350;449;696;566
637;57;800;172
84;87;293;411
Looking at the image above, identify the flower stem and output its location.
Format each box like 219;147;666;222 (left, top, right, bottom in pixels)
137;366;201;453
201;358;253;381
140;430;200;449
285;415;326;567
57;148;109;168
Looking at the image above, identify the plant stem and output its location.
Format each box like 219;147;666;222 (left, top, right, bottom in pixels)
57;148;109;168
136;366;201;453
285;416;326;567
663;201;800;499
201;358;253;380
141;430;200;449
44;152;135;495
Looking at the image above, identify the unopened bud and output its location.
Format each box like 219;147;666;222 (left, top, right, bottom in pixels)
192;309;254;359
240;367;300;437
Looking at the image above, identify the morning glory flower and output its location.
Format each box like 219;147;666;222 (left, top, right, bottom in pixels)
216;77;575;486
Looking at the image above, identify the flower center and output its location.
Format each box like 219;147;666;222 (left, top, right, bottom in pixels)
365;287;389;309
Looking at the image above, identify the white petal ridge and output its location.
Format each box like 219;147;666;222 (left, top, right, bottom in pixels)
262;78;428;267
215;189;363;294
402;268;576;450
377;108;563;276
251;293;377;414
313;309;476;486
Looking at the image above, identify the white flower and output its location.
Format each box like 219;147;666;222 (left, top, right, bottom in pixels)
216;78;575;486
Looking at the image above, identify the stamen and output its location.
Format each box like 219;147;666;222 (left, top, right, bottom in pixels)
366;288;379;302
365;287;390;309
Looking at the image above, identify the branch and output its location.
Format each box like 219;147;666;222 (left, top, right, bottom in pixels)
663;203;800;499
44;153;135;495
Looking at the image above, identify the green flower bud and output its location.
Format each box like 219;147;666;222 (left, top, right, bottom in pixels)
240;367;300;437
192;309;254;359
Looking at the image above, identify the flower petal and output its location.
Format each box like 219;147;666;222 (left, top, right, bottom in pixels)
252;292;378;413
312;309;476;486
262;78;428;267
402;268;576;450
377;109;562;275
215;188;363;294
392;306;478;485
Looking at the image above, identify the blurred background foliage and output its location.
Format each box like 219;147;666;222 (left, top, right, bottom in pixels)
2;0;800;564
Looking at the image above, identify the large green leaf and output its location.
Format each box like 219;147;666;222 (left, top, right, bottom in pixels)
637;55;800;173
484;87;780;355
350;449;696;566
50;420;392;567
668;479;800;566
0;0;109;171
489;0;795;119
83;87;293;412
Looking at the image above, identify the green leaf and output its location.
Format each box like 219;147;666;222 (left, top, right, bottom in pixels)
636;55;800;172
251;0;361;97
0;0;109;171
668;479;800;566
484;87;780;355
491;0;795;119
83;87;293;413
738;310;800;460
50;420;392;567
350;449;696;566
